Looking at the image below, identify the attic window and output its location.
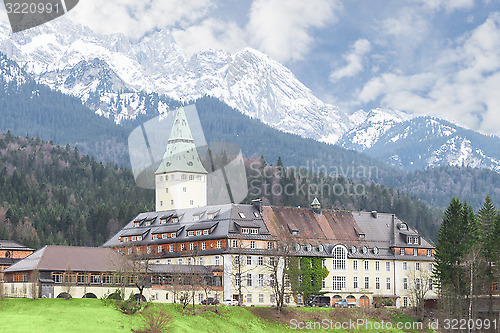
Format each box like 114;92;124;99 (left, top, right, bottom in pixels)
358;234;365;239
193;215;200;221
203;229;209;235
253;212;260;218
238;213;246;219
144;220;151;226
291;230;299;235
207;213;215;219
188;231;194;236
134;221;141;227
172;217;179;223
400;223;408;230
159;219;167;225
241;228;249;234
250;228;258;234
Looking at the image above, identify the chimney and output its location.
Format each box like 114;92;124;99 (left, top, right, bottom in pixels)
251;198;263;214
371;210;378;218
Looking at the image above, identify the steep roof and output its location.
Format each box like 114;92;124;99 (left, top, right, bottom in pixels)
0;240;33;251
3;246;128;273
155;106;207;175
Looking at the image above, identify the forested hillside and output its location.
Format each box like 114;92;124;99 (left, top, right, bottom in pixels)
0;132;154;249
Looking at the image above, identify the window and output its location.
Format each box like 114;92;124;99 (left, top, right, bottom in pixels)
190;200;194;205
144;220;151;226
299;275;302;287
178;258;183;264
428;278;433;291
285;295;290;303
322;278;326;289
158;245;163;252
196;230;202;236
203;230;209;235
247;274;253;287
250;228;258;234
375;277;380;290
198;294;204;303
241;228;249;234
136;247;141;255
181;244;185;251
414;248;418;256
165;175;168;181
207;213;215;219
402;262;408;270
259;294;264;303
386;277;391;290
181;174;186;180
415;262;421;271
364;261;369;271
364;277;369;289
171;200;174;205
166;259;172;264
250;241;256;249
386;261;391;272
415;278;422;290
187;258;193;265
172;217;179;223
216;241;221;249
270;295;276;303
285;274;290;288
169;244;174;252
189;175;194;180
232;240;239;248
403;296;409;307
165;188;168;193
147;246;151;254
170;233;176;238
427;249;432;257
188;231;194;236
189;243;194;251
427;263;433;271
268;242;273;250
239;213;246;218
400;248;405;255
353;260;358;271
403;277;409;290
332;246;347;270
258;256;264;266
128;248;133;255
152;234;158;240
258;274;264;286
333;276;346;291
269;257;275;266
353;276;358;289
198;257;204;265
215;256;220;265
375;261;380;272
235;274;240;287
202;242;206;250
247;256;252;265
247;294;252;303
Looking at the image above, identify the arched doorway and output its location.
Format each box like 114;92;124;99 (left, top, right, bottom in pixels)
346;295;356;307
331;295;341;305
56;292;72;300
83;293;97;298
359;295;369;308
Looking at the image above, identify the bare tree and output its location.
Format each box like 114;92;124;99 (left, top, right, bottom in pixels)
266;241;293;313
228;238;257;306
406;263;433;319
30;269;40;299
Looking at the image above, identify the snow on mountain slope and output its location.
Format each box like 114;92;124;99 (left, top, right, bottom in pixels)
340;108;414;151
0;19;350;143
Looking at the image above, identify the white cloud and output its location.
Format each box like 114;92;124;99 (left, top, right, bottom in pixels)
358;13;500;135
413;0;475;12
247;0;342;63
67;0;213;39
172;18;246;56
330;39;371;81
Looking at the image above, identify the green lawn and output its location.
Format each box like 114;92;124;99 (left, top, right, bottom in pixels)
0;298;431;333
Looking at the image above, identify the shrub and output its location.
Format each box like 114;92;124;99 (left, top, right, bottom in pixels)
133;307;172;333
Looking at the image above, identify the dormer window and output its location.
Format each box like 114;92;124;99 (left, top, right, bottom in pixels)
241;228;249;234
122;237;129;242
170;233;176;238
196;230;202;236
203;230;209;235
253;212;260;218
239;213;246;218
207;213;216;219
144;220;151;226
250;228;258;234
193;215;200;221
160;219;167;225
162;233;168;239
152;234;158;240
134;221;140;227
172;217;179;223
188;231;194;236
400;248;405;255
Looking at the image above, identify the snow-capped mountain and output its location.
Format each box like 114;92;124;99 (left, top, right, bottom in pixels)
0;52;29;86
340;114;500;172
1;18;500;173
0;19;350;143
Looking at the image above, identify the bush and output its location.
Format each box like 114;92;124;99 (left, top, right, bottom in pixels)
115;299;143;315
132;307;172;333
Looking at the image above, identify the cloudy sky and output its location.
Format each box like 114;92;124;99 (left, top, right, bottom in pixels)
2;0;500;135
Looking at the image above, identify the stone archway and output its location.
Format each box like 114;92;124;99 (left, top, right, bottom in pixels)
359;295;370;308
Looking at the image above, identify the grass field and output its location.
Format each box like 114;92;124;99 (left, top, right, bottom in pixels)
0;298;432;332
